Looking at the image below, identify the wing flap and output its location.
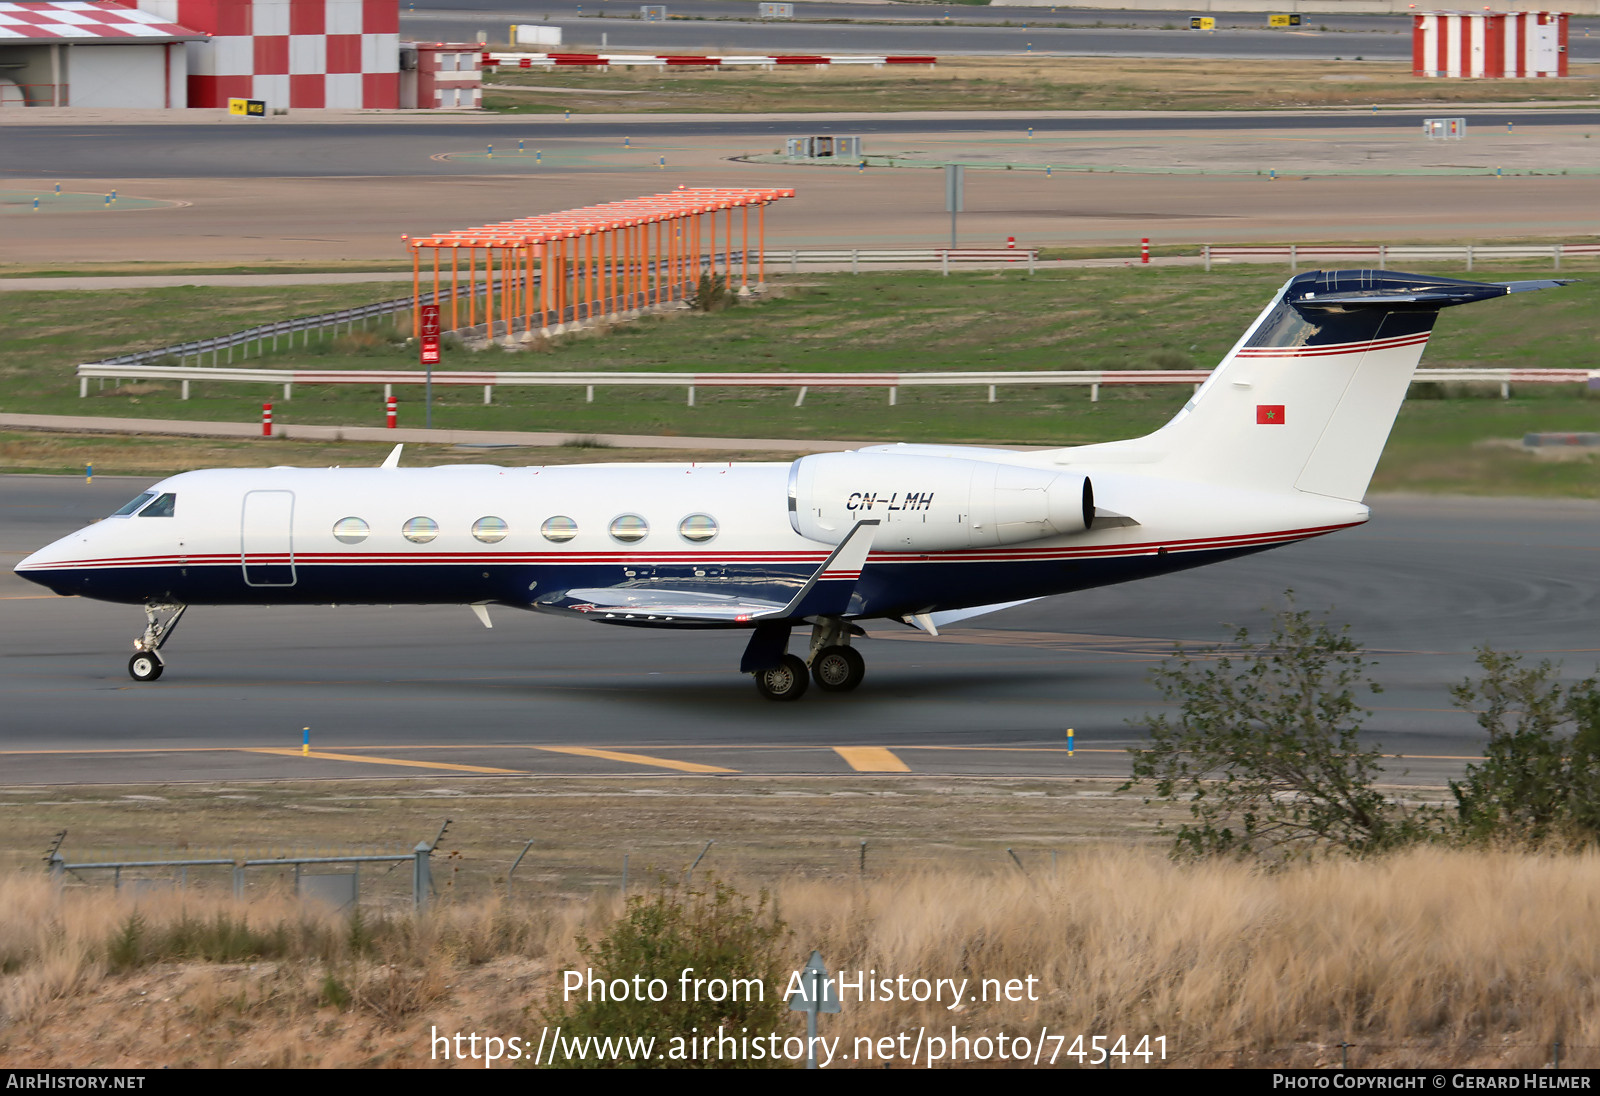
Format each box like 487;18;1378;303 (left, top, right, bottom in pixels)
547;587;787;625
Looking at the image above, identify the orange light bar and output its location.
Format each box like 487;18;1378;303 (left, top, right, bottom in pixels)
408;187;794;248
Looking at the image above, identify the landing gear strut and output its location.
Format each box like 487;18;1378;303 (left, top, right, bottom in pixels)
129;603;186;682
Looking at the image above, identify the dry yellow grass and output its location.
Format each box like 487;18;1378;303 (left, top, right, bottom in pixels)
6;846;1600;1068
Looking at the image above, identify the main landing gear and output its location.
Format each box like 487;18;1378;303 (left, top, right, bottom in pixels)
128;603;186;682
749;617;867;702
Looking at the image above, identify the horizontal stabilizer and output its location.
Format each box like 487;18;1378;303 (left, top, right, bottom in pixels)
1291;271;1574;308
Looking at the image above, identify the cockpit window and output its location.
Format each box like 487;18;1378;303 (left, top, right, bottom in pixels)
111;492;156;517
138;493;176;518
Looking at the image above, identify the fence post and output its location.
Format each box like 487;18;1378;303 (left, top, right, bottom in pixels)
233;861;245;898
413;841;433;913
1466;244;1473;272
1203;244;1211;273
1554;244;1561;272
687;385;695;407
1289;243;1297;273
1379;244;1386;270
791;250;798;275
942;250;949;277
507;839;535;900
852;249;859;274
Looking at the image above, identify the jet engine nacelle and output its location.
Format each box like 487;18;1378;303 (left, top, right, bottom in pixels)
788;451;1094;551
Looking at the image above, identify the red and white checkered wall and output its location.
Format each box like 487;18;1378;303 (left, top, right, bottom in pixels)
130;0;399;107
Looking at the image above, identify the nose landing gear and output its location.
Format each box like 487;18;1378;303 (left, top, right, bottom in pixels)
129;603;186;682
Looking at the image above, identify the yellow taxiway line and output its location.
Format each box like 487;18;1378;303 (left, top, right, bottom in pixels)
536;746;737;774
833;747;910;773
243;747;526;775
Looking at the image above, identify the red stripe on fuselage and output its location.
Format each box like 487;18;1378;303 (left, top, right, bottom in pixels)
22;521;1362;572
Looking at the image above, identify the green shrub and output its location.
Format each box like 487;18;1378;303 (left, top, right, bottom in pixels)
1449;648;1600;844
543;879;792;1068
691;273;733;313
1125;598;1437;862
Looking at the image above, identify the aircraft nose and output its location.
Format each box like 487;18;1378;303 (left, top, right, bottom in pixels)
14;535;86;595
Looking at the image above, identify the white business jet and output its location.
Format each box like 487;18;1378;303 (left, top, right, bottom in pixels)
16;270;1567;700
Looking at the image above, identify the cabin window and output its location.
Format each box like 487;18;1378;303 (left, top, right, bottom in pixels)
472;516;508;544
333;517;369;544
111;492;156;517
138;493;176;518
678;513;718;543
402;516;439;544
609;514;649;544
541;516;577;543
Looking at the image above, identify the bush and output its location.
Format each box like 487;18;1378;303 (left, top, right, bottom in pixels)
1125;598;1436;862
542;879;792;1068
1449;648;1600;845
690;273;732;312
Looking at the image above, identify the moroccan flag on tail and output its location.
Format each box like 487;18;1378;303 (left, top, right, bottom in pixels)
1256;404;1285;425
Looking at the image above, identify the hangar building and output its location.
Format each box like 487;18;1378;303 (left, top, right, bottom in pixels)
0;1;201;107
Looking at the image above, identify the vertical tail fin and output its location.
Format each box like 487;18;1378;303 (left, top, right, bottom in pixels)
1071;270;1570;502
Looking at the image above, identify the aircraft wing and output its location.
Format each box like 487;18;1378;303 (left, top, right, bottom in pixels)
541;587;789;626
536;519;882;628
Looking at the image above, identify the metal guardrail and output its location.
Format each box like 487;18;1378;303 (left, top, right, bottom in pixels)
90;292;427;371
1204;242;1600;273
771;248;1038;274
79;253;746;373
75;365;1598;405
45;822;451;911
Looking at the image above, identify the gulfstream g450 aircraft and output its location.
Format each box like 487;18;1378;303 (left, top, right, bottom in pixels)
16;270;1567;700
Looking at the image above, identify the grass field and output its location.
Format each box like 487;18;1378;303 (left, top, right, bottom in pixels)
482;56;1600;115
8;833;1600;1068
1;265;1595;494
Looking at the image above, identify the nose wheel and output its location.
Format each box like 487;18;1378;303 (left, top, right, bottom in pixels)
128;651;164;682
129;603;186;682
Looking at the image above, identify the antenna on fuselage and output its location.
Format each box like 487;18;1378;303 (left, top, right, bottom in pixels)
380;444;403;469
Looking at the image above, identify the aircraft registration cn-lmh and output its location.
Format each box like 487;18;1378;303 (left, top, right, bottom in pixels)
17;270;1568;700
